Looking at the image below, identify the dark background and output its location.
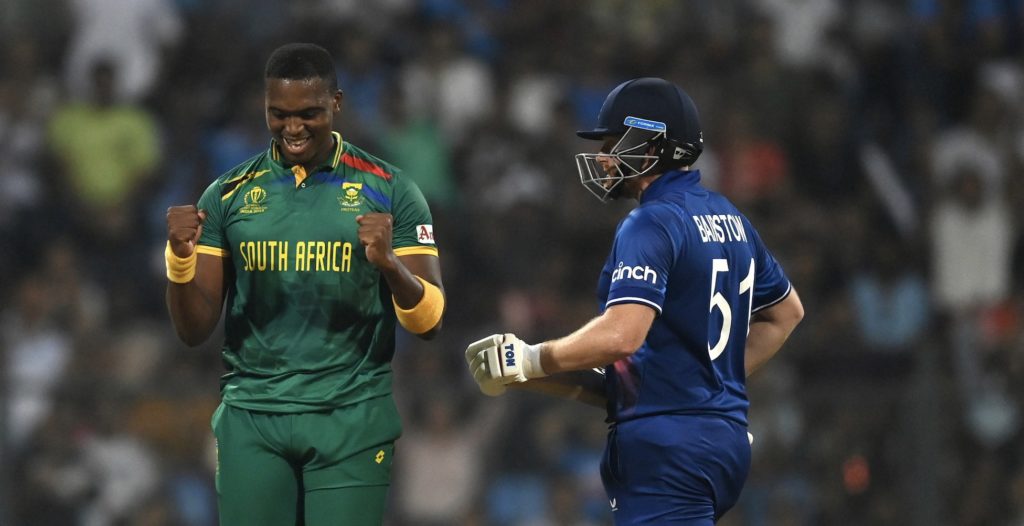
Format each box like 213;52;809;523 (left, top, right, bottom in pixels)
2;1;1023;524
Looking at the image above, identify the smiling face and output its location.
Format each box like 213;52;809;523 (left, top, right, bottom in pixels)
265;77;342;167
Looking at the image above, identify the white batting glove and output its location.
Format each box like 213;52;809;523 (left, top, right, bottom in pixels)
465;335;508;396
466;333;546;390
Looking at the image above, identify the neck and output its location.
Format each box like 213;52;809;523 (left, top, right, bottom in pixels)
311;135;338;170
635;173;662;200
635;165;692;200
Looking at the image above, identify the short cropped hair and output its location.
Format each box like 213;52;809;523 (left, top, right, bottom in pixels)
264;43;338;91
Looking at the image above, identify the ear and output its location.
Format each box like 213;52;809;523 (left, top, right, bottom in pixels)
333;90;343;112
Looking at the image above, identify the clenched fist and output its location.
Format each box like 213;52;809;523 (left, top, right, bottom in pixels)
167;205;206;258
356;213;396;270
465;333;547;390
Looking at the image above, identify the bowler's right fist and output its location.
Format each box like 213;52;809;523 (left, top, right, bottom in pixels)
166;205;206;257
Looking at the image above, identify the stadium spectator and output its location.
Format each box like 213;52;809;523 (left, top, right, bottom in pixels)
62;0;183;102
48;59;161;249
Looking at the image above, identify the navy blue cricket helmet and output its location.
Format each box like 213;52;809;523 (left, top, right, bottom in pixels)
575;77;703;201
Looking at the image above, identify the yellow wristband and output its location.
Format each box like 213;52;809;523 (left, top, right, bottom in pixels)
393;276;444;334
165;241;198;284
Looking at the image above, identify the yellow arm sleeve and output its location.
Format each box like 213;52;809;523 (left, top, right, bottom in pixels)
393;276;444;334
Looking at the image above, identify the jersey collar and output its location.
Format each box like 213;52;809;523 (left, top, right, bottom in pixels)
640;169;701;203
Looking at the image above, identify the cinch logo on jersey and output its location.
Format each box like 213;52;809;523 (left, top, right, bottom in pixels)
611;261;658;285
237;240;354;273
692;214;749;244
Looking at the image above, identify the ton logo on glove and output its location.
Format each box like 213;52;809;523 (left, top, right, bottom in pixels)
465;333;546;392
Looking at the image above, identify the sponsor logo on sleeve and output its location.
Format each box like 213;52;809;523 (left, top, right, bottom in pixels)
417;224;435;244
611;261;658;285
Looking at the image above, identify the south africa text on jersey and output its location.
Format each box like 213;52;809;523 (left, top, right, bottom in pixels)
238;241;353;272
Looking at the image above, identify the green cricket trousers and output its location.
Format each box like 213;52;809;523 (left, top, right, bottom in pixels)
211;395;401;525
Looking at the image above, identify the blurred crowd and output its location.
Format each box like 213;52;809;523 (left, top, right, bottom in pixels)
2;0;1024;524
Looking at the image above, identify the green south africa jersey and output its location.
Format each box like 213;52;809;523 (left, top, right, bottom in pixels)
195;132;438;412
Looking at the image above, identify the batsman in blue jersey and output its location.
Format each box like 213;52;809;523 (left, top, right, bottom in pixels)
465;77;804;525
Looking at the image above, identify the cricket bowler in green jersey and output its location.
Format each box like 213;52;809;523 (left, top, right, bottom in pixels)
164;43;445;526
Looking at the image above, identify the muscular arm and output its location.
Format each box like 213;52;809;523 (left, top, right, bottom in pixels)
538;303;656;375
513;369;608;409
383;253;445;339
357;212;445;340
166;253;230;346
165;205;230;347
745;289;804;377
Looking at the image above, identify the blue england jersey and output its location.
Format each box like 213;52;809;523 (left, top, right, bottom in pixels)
597;169;791;425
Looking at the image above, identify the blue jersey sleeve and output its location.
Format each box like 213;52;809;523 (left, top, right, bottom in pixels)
605;206;678;314
744;217;792;312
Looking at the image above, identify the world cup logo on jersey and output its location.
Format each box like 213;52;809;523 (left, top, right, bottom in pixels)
240;186;268;214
